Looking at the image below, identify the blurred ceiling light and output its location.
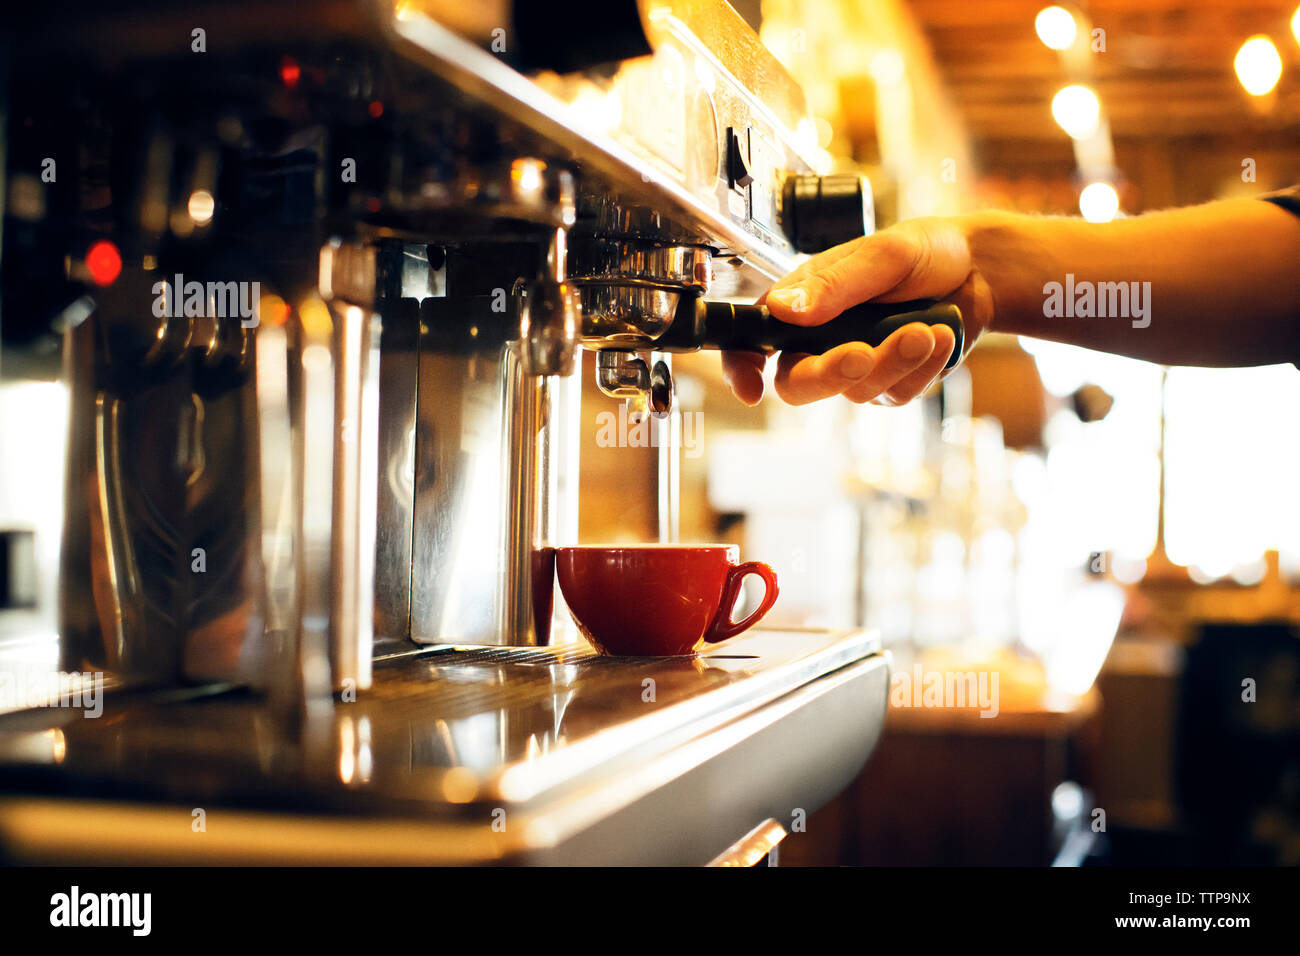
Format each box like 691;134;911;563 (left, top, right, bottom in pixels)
1079;182;1120;222
1293;7;1300;47
1035;6;1078;51
1051;84;1101;139
1234;36;1283;96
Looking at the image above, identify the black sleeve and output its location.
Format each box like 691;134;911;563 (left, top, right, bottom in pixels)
1261;185;1300;217
1261;187;1300;367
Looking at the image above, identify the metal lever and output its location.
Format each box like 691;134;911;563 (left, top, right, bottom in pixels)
517;276;579;376
517;227;579;377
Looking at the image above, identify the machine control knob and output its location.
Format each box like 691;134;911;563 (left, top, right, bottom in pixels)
726;128;754;190
781;174;874;254
0;530;37;611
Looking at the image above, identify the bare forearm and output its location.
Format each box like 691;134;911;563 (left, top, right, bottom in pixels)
967;199;1300;366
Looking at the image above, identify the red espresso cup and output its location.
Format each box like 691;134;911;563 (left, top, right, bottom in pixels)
555;544;779;656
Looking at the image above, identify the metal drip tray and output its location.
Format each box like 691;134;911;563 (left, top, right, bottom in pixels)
377;645;607;666
0;628;889;864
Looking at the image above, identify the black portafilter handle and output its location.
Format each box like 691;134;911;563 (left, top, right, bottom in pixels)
653;297;965;370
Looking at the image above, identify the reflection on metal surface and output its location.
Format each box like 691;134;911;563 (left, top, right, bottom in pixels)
0;629;887;864
517;227;579;378
575;282;681;348
0;797;521;866
516;279;579;377
92;395;128;666
656;359;681;542
256;319;315;721
571;241;711;291
338;714;373;786
372;293;419;644
61;276;264;687
408;241;577;647
296;295;340;705
0;628;876;799
706;817;786;866
595;349;651;405
570;241;711;348
0;729;67;765
327;302;381;692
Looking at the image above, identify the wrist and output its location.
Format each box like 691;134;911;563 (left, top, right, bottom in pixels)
961;210;1045;336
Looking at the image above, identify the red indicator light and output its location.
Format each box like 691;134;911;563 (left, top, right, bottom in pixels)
368;100;383;118
85;241;122;286
280;56;301;89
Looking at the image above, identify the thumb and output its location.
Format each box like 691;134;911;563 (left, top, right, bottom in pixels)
766;218;972;326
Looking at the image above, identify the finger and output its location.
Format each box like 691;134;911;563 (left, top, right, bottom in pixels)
773;342;876;406
721;351;767;405
871;324;957;405
869;224;971;303
838;322;938;404
767;220;972;325
765;230;923;325
759;236;868;303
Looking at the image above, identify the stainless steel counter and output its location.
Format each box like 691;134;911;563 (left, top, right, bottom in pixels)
0;628;888;864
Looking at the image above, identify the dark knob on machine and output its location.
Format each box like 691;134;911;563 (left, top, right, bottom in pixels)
781;174;873;254
0;529;37;611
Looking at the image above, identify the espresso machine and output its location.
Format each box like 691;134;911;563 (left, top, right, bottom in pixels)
0;0;945;864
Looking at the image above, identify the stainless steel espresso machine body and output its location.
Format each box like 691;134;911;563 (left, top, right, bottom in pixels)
0;0;914;866
2;0;913;696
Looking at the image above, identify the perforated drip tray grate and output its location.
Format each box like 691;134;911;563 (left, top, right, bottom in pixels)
401;645;607;667
378;642;764;668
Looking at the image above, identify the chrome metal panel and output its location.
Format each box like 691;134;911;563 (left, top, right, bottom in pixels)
0;627;885;864
295;297;340;697
56;278;265;688
256;324;296;644
410;333;505;644
327;301;381;690
404;238;578;648
522;651;891;864
371;297;419;645
409;335;560;647
707;818;787;867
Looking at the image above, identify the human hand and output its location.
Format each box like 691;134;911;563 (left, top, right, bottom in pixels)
721;217;993;405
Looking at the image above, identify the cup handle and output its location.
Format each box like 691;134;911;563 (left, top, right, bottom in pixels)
704;561;779;644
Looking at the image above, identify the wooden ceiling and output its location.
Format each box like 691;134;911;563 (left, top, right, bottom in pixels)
904;0;1300;207
908;0;1300;139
